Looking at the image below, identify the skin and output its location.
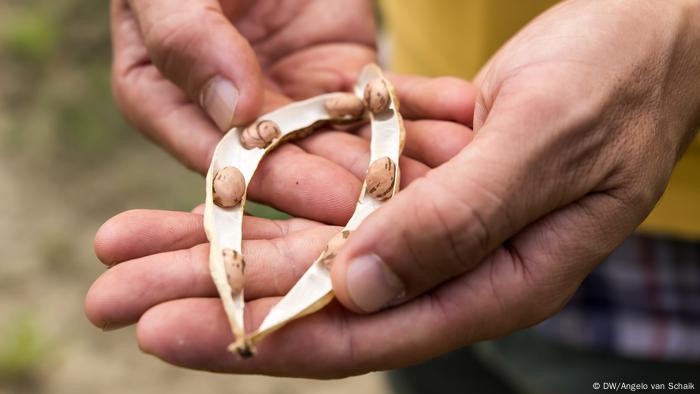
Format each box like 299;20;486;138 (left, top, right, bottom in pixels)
332;0;700;314
87;77;477;377
111;0;377;173
92;0;700;378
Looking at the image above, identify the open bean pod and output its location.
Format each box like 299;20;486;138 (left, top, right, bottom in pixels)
203;64;404;356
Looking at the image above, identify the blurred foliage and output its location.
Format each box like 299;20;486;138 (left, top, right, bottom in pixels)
38;231;80;277
0;0;204;214
0;0;285;216
1;12;56;63
0;314;47;382
0;0;125;162
53;65;124;158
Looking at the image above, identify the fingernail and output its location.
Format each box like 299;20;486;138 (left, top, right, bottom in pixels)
346;254;405;313
201;76;238;131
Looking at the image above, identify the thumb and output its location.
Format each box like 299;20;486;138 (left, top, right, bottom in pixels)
127;0;263;130
331;117;583;313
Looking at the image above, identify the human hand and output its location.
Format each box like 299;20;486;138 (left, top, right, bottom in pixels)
86;76;477;376
93;0;700;378
329;0;700;345
111;0;376;173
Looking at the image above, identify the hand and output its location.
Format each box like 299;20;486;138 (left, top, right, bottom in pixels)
328;0;700;345
111;0;376;173
86;76;477;377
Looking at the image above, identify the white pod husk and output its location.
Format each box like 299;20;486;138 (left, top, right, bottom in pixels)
245;64;405;348
204;93;366;356
204;64;404;356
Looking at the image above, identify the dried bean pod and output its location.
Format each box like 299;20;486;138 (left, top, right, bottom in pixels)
324;94;365;118
365;157;396;201
240;120;281;149
249;64;405;346
204;91;370;356
363;78;390;114
319;230;351;267
229;337;254;358
213;167;245;208
222;249;245;293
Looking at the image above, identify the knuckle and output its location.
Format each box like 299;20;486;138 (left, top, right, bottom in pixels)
514;238;586;325
140;9;223;87
143;12;196;68
416;176;493;274
435;176;493;250
607;160;669;218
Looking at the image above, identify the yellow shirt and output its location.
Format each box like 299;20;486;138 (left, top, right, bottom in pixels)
380;0;700;239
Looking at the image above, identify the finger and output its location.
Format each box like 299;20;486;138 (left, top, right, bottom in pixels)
132;244;542;378
136;296;449;377
132;192;641;377
330;89;617;313
112;8;363;223
388;74;477;126
114;24;363;226
242;0;376;68
268;44;377;99
248;144;361;225
94;209;322;265
357;119;474;168
497;190;646;311
86;224;340;329
127;0;263;130
295;131;430;187
112;0;222;173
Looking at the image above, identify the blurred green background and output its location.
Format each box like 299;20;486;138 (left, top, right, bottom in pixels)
0;1;387;393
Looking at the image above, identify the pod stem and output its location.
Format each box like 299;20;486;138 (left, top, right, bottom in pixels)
229;336;255;358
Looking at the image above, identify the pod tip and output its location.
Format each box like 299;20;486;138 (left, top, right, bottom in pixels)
229;337;255;358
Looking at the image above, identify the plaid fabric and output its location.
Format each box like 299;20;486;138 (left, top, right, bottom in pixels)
535;234;700;361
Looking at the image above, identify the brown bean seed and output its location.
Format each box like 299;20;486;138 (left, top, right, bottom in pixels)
363;79;390;114
213;166;245;208
320;230;351;267
240;120;281;149
222;248;245;293
324;94;365;118
365;156;396;200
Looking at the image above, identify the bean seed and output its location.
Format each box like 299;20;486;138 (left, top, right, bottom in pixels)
320;230;351;267
213;166;245;208
365;156;396;200
222;248;245;293
240;120;281;149
324;94;365;118
363;79;390;114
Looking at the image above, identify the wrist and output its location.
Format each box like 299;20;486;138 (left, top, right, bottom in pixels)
680;1;700;130
615;0;700;142
677;1;700;130
658;0;700;149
